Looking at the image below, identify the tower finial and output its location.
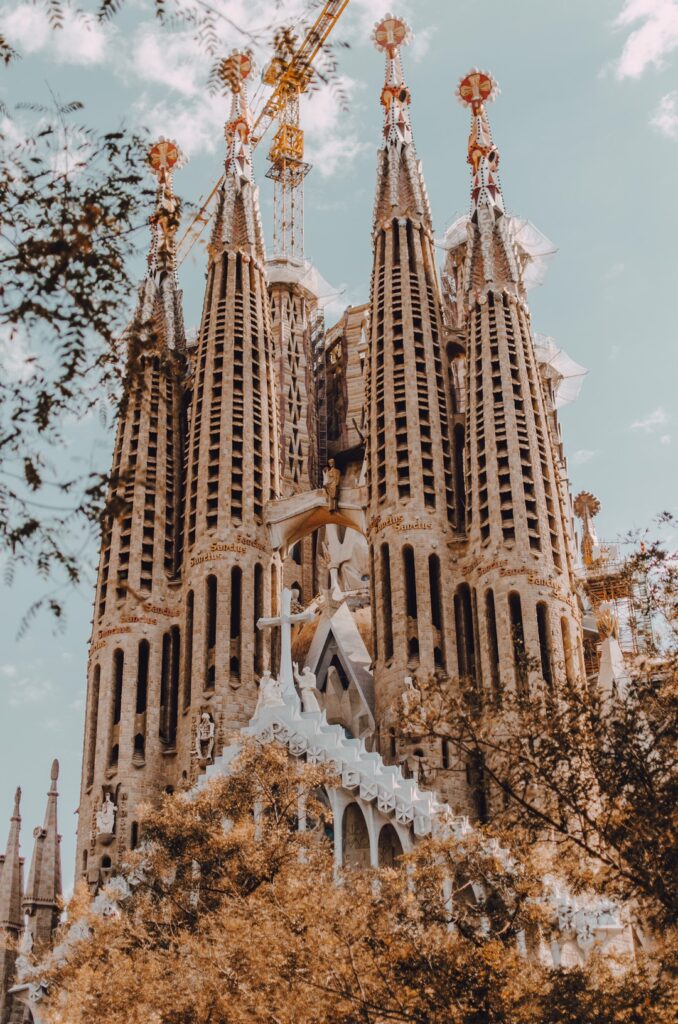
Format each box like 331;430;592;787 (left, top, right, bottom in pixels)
456;70;504;221
13;787;21;818
221;49;256;182
146;138;184;278
373;15;414;151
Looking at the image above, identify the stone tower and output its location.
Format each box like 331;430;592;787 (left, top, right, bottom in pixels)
366;18;459;747
0;790;23;1024
179;51;279;744
23;762;62;951
75;139;188;885
444;71;583;702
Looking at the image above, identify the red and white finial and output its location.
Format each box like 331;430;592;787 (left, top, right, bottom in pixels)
147;138;185;187
372;14;412;56
221;48;256;95
456;69;500;113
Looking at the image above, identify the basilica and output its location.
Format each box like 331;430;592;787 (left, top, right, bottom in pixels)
0;15;638;1021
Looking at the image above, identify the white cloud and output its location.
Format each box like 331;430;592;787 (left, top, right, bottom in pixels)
134;92;226;157
629;406;670;431
660;433;672;444
412;26;434;63
0;324;36;383
0;664;17;678
6;673;53;707
613;0;678;79
0;4;111;66
605;262;625;280
127;24;204;97
651;90;678;137
572;449;598;465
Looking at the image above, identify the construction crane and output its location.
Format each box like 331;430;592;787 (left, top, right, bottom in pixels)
176;0;351;266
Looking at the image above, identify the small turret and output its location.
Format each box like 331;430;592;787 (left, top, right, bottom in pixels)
0;789;24;1024
23;761;62;950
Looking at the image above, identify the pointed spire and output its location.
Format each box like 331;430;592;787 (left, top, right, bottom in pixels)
372;15;431;228
210;49;266;261
455;69;521;295
0;788;23;932
146;138;184;281
23;761;62;945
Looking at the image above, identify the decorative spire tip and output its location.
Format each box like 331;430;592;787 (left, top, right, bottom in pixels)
147;138;184;187
50;759;59;783
13;787;21;817
372;14;413;55
456;70;500;112
220;49;255;95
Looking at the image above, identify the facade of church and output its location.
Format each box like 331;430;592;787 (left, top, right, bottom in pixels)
2;18;634;1021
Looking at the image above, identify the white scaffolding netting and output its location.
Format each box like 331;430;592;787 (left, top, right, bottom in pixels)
266;257;340;308
534;334;588;408
440;215;557;292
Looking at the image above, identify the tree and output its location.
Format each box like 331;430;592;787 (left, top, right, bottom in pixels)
397;522;678;935
31;742;676;1023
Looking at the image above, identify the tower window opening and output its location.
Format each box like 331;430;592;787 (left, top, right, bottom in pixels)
184;589;194;709
168;626;180;746
485;589;501;700
454;424;466;530
86;664;100;788
230;566;242;680
254;563;264;677
403;546;419;663
380;543;393;663
428;553;446;670
136;640;149;714
509;592;528;696
133;733;145;763
454;584;476;689
205;575;217;691
537;602;553;688
112;649;124;726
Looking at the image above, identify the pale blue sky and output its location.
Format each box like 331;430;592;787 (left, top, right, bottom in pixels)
1;0;677;886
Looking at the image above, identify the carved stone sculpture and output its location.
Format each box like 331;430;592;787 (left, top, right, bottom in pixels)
323;458;341;512
293;661;322;714
96;793;117;835
254;670;285;717
195;712;216;762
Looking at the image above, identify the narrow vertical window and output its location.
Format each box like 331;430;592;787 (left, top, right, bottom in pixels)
205;575;217;691
159;632;171;743
169;626;180;745
509;592;528;696
184;590;194;709
230;566;242;679
428;554;446;669
254;563;264;677
454;423;466;529
454;584;476;685
561;616;574;685
403;545;419;662
86;665;100;787
536;602;553;688
112;649;124;725
485;589;501;699
136;640;149;714
380;543;393;662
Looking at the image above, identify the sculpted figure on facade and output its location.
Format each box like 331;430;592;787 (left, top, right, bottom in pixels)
96;793;117;835
293;662;322;714
323;458;341;513
195;712;216;763
254;670;285;716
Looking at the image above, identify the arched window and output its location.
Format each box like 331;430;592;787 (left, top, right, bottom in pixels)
342;803;371;869
380;543;393;662
537;602;553;688
403;546;419;662
377;824;403;867
561;616;574;685
136;640;149;714
112;649;124;725
183;590;194;708
454;584;476;686
230;566;242;679
254;563;264;676
428;553;446;669
86;665;100;788
205;575;217;691
509;592;528;696
133;733;145;764
485;589;501;699
291;542;302;565
454;423;466;529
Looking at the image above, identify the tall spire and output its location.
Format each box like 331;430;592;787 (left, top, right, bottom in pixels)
0;789;23;932
23;761;62;949
456;70;521;297
372;15;431;228
146;138;184;282
211;50;266;262
0;788;24;1024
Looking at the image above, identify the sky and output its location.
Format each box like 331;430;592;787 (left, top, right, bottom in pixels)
0;0;677;889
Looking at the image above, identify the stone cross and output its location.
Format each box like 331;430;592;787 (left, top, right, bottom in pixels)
257;587;315;701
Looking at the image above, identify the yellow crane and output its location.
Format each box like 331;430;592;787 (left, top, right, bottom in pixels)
176;0;351;265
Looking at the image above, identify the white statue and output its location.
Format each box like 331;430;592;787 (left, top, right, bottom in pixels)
195;712;215;762
19;920;33;956
293;661;322;714
401;675;420;717
254;670;284;717
96;793;117;835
